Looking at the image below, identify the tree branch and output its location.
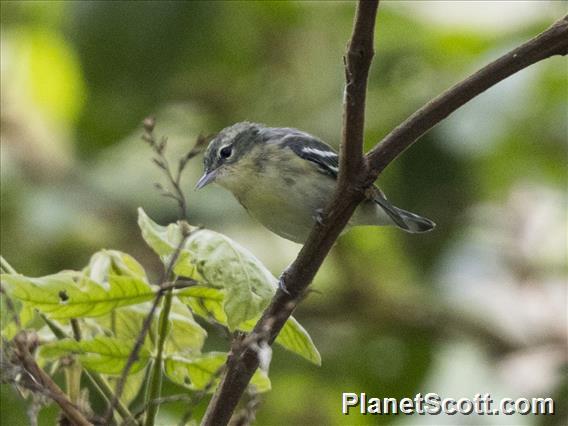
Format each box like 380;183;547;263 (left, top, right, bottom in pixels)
201;2;379;425
338;0;378;185
13;332;92;426
201;7;567;426
364;14;568;180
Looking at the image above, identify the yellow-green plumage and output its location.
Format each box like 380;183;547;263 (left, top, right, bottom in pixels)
196;122;435;243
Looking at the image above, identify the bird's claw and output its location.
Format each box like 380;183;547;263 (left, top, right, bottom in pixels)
313;208;325;226
278;278;292;296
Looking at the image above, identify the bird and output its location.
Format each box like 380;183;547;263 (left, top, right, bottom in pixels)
196;122;434;244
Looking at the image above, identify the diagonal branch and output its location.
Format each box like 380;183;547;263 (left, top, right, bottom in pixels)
13;332;92;426
201;7;567;426
364;14;568;181
201;2;379;425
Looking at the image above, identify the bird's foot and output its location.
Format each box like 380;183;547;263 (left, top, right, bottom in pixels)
278;278;292;296
313;208;325;225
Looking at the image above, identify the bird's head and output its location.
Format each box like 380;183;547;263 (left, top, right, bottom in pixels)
195;122;262;190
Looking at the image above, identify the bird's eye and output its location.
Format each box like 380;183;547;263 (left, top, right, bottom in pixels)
219;145;233;159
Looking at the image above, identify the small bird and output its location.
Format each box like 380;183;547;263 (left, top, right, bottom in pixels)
196;122;434;244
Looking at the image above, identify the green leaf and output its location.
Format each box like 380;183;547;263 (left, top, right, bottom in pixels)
104;369;146;406
164;352;270;393
2;272;155;320
138;208;277;330
182;229;276;330
137;208;201;279
176;285;224;301
96;303;207;355
179;288;320;365
275;317;321;366
40;336;151;375
137;207;198;266
177;286;227;324
138;207;184;256
97;305;151;340
1;251;156;320
239;316;321;366
1;292;35;340
85;250;148;282
165;299;207;355
139;209;320;364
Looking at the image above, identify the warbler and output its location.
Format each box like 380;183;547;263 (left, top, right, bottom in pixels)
196;122;435;243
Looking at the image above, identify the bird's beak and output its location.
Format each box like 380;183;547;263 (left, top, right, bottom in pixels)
195;169;217;190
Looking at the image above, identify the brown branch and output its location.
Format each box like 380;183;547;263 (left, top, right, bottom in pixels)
201;2;379;425
338;0;377;186
364;14;568;181
13;332;92;426
201;7;568;426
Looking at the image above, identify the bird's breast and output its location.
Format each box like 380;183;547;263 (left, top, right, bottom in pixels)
220;153;336;243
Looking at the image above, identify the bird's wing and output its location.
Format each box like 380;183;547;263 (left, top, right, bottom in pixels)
262;128;435;232
277;132;340;178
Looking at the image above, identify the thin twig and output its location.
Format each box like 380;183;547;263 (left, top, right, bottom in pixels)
121;117;205;425
66;319;83;408
12;331;92;426
177;365;225;426
228;392;262;426
70;318;82;341
0;256;22;329
119;363;224;424
39;314;136;423
132;394;192;420
103;293;160;424
104;227;191;424
337;0;377;188
0;284;21;330
142;117;210;220
201;1;378;424
143;290;174;425
0;255;18;274
86;372;135;425
201;5;568;426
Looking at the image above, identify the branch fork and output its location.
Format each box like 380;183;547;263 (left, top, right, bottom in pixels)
201;3;567;425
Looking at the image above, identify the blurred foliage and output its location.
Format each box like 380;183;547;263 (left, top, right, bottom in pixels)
1;1;566;425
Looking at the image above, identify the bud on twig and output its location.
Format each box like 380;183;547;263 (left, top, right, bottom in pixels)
143;116;156;133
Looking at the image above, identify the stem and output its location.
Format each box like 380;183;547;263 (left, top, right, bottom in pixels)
66;319;83;405
86;371;135;424
14;332;92;426
0;255;18;274
144;288;174;426
40;313;136;423
65;360;82;405
201;6;568;426
0;256;22;330
71;318;82;341
105;226;190;424
105;291;163;422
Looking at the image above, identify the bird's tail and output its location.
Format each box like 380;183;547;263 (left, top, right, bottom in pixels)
392;206;436;233
374;195;435;234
